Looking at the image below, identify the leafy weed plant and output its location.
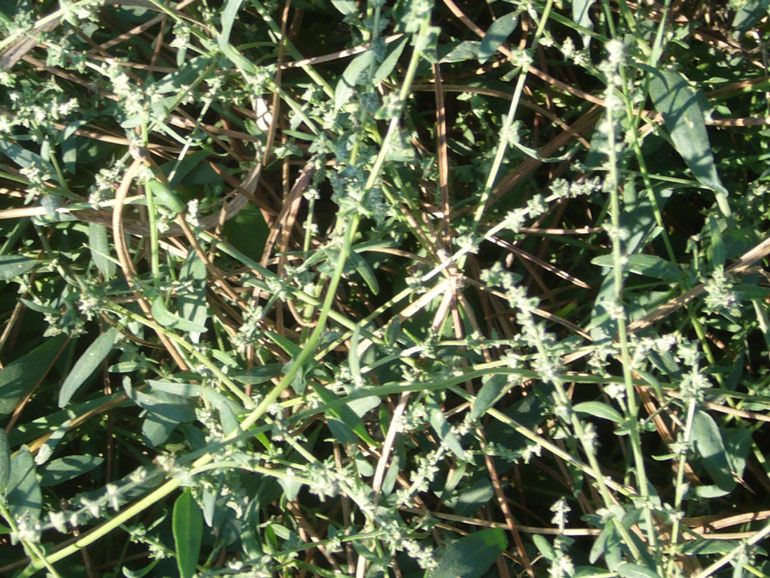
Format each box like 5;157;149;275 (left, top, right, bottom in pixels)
0;0;770;576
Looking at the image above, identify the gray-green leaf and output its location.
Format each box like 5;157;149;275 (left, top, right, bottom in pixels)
335;49;375;110
6;446;42;525
648;69;730;217
0;336;67;416
88;223;116;279
591;254;683;282
471;374;513;420
0;429;10;492
428;399;467;461
692;410;735;492
173;488;203;578
0;255;38;281
573;401;624;424
151;296;208;334
478;12;518;63
59;327;118;407
40;454;104;487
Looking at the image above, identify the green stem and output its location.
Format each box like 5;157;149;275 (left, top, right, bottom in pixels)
0;498;61;578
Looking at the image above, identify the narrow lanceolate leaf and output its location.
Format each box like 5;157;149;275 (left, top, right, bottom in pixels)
617;562;661;578
151;296;208;334
0;335;67;416
573;401;624;424
59;327;118;407
177;254;208;344
471;374;513;420
648;69;730;217
0;429;10;492
0;255;38;281
692;410;735;492
591;254;683;282
477;12;518;63
427;399;467;461
173;488;203;578
330;0;356;16
572;0;595;46
335;49;375;110
39;454;104;487
88;223;116;279
6;446;42;525
373;36;408;85
428;528;507;578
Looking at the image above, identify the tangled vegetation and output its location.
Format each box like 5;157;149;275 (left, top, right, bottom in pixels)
1;0;770;576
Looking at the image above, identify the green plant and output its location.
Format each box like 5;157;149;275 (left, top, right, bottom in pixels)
0;0;770;576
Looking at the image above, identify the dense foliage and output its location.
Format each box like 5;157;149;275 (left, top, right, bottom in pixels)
1;0;770;576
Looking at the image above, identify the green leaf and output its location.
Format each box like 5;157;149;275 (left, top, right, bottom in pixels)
130;388;197;423
471;374;513;420
532;534;555;561
154;55;212;94
222;203;269;262
219;0;243;45
454;479;494;516
0;255;38;281
0;336;67;416
146;180;185;215
265;330;302;357
0;140;50;170
440;41;481;63
679;538;745;556
349;251;379;295
142;413;178;447
572;0;595;46
173;488;203;578
591;254;683;281
722;427;752;481
617;562;660;578
348;323;362;386
732;0;770;38
428;528;507;578
6;446;41;525
39;454;104;487
692;410;735;492
151;296;208;334
373;36;408;85
88;223;116;279
330;0;356;15
427;399;467;461
177;254;208;344
335;49;375;109
232;364;284;385
0;429;10;492
121;559;161;578
202;387;241;435
573;401;624;423
308;382;379;447
58;327;118;407
477;12;518;63
589;523;614;564
648;68;730;217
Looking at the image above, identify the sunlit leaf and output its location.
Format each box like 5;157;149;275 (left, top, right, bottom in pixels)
477;12;518;63
6;446;41;526
0;255;38;281
173;488;203;578
648;68;730;217
40;455;104;487
59;327;118;407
